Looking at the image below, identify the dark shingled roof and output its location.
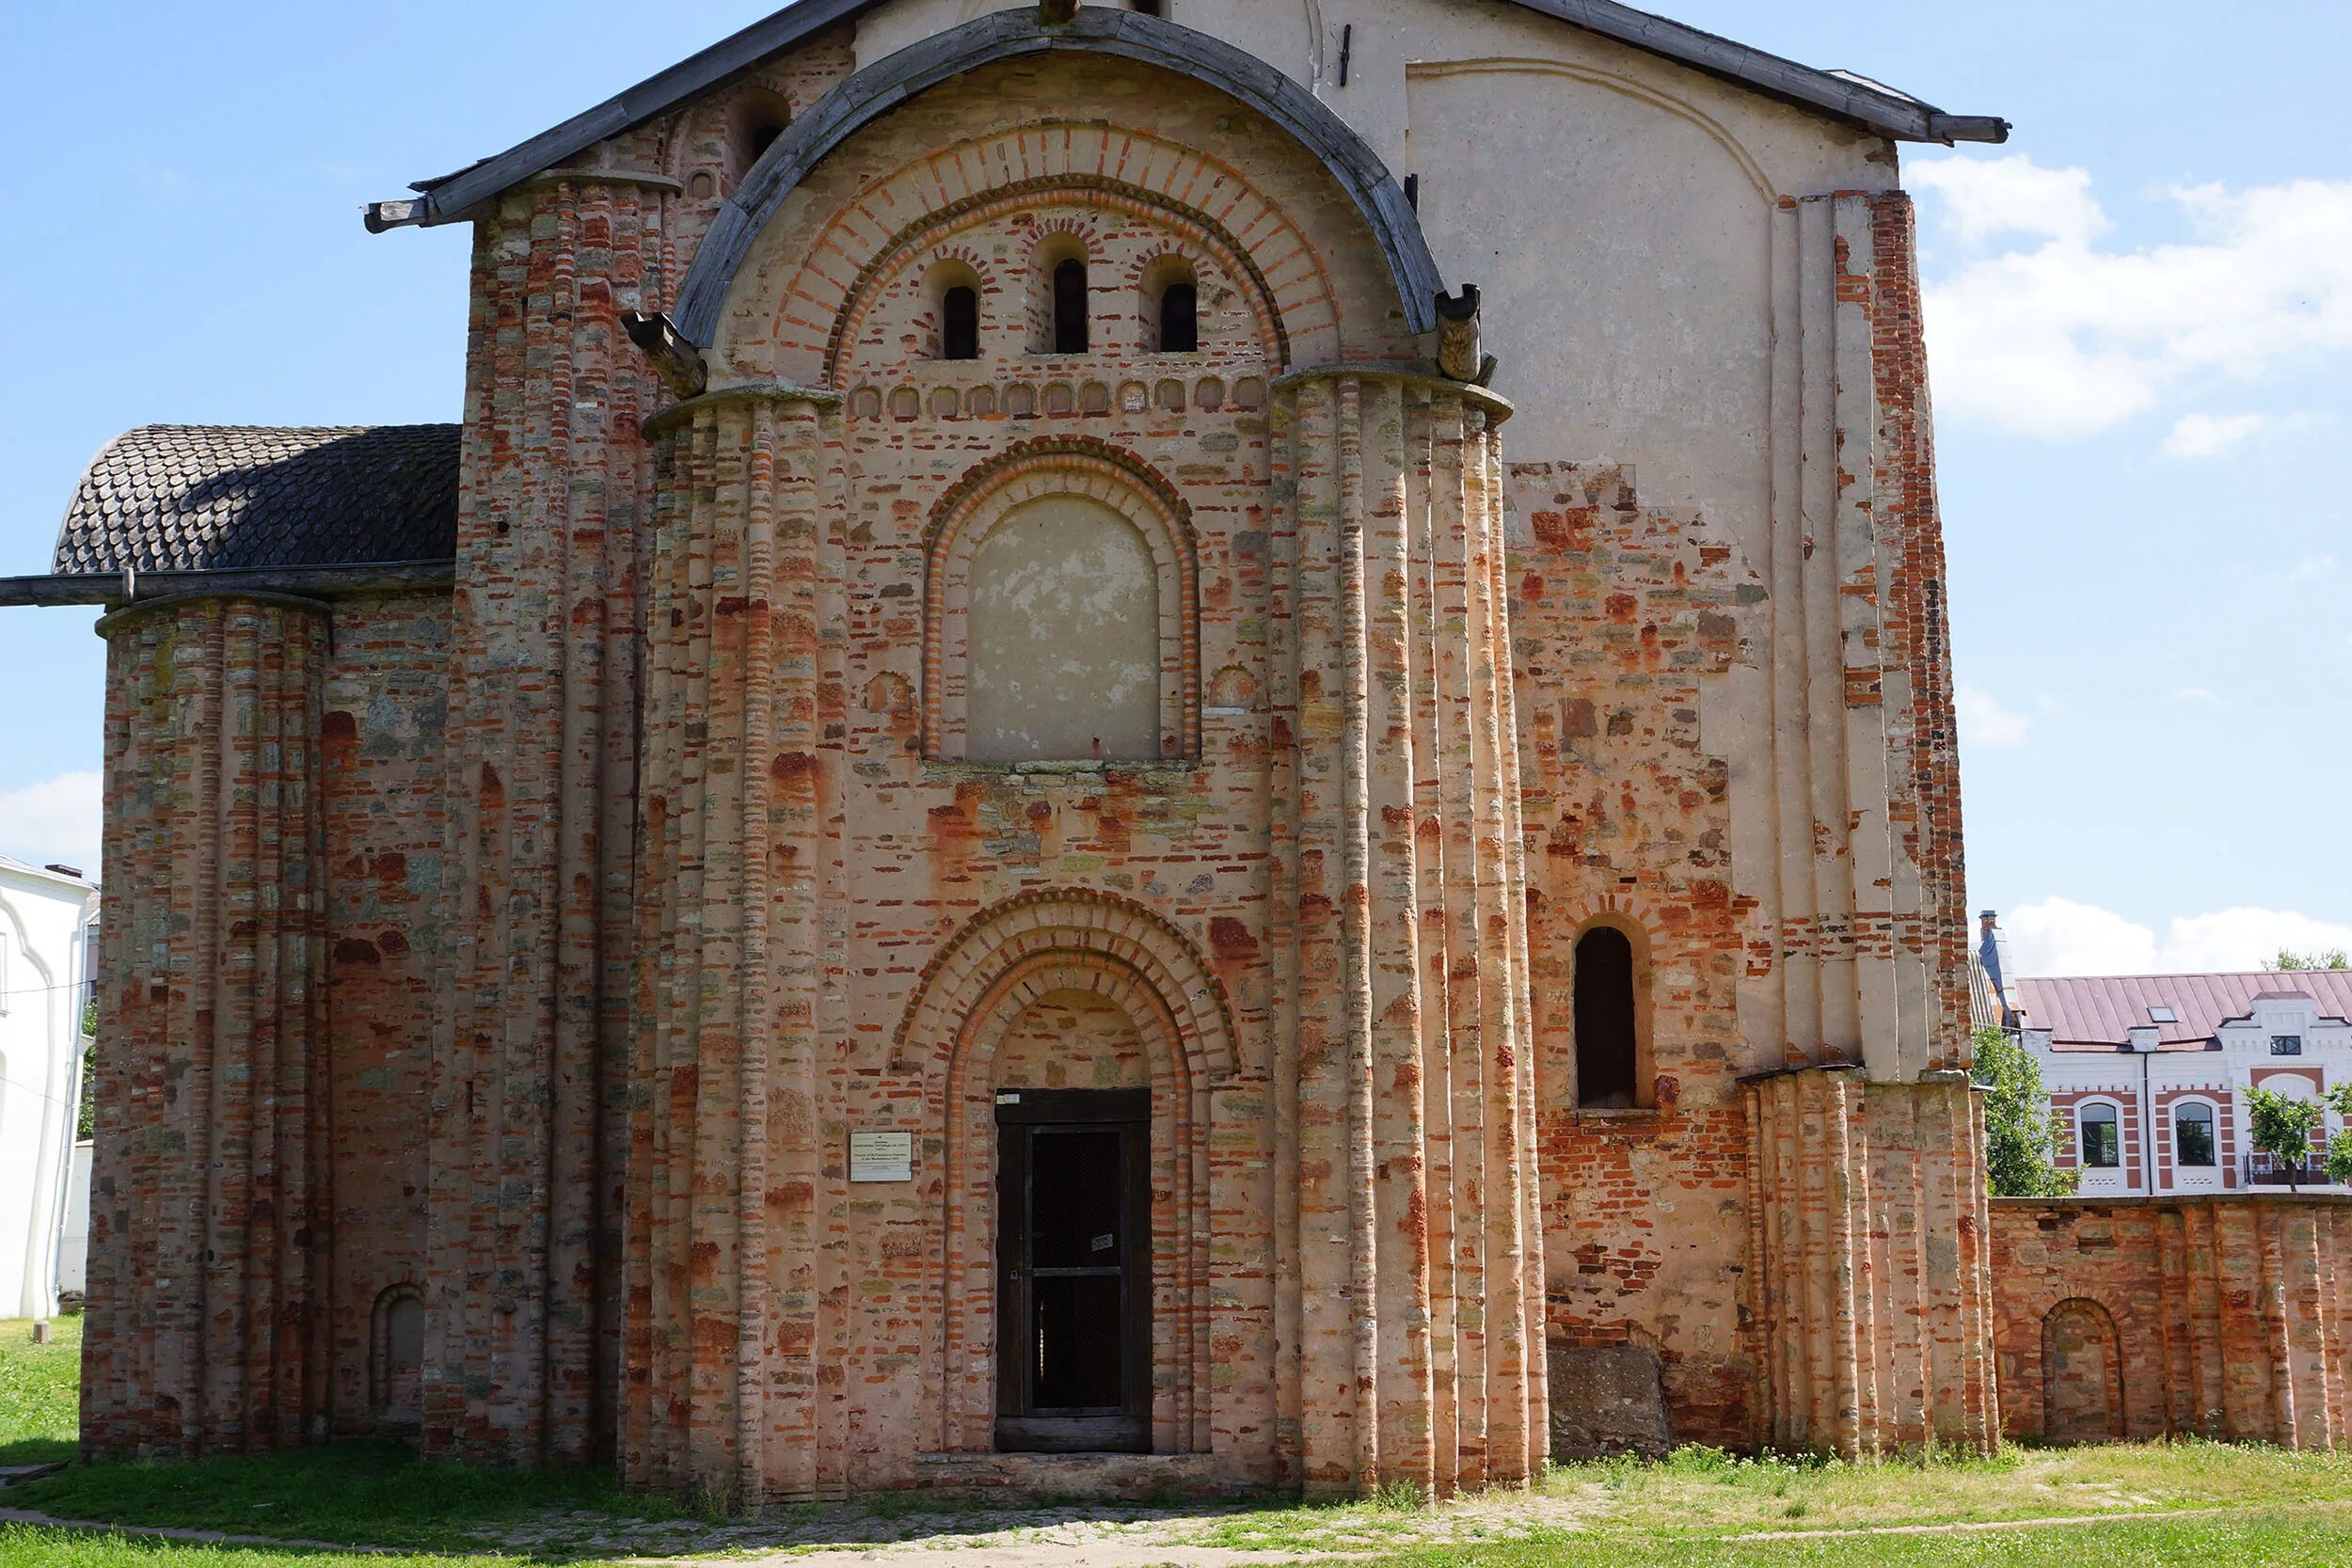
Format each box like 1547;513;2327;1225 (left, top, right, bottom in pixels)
53;424;461;576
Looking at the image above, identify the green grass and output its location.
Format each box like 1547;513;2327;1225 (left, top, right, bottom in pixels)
8;1321;2352;1567
0;1523;511;1568
0;1315;81;1465
1336;1511;2352;1566
8;1443;687;1558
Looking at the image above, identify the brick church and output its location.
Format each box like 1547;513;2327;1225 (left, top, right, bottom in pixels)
10;0;2015;1500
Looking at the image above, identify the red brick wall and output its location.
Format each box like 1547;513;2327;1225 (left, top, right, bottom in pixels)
320;592;450;1433
1991;1196;2352;1447
1506;460;1755;1447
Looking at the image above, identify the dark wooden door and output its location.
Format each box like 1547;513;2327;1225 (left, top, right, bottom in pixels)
994;1087;1150;1453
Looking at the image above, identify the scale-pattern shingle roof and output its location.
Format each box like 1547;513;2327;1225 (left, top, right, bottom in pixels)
52;424;461;576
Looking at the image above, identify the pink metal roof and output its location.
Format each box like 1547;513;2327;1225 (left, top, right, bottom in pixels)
2013;972;2352;1051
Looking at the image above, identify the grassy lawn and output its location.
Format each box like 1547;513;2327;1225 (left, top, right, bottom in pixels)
6;1319;2352;1566
0;1315;80;1465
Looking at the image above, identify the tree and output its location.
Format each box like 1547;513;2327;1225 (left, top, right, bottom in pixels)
2327;1085;2352;1190
1971;1026;2075;1196
2266;947;2350;972
2246;1086;2328;1189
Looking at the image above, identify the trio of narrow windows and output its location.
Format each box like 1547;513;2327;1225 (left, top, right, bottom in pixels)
932;255;1200;360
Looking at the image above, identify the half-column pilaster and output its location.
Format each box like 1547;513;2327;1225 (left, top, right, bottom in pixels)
1273;369;1543;1497
624;385;847;1504
83;595;331;1457
424;169;672;1465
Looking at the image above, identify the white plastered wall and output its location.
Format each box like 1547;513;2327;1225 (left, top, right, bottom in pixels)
0;865;95;1320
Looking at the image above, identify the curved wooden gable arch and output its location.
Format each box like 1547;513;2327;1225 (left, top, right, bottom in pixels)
670;6;1445;347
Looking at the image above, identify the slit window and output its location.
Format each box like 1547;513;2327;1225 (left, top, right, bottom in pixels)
2174;1101;2217;1167
1573;927;1639;1109
2079;1102;2121;1168
1157;282;1198;353
1053;258;1089;354
943;285;979;360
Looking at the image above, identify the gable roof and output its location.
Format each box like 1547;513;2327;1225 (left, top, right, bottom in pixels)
50;424;460;577
371;0;2007;230
2015;972;2352;1052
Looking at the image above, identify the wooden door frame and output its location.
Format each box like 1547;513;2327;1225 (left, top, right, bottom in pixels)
993;1087;1152;1452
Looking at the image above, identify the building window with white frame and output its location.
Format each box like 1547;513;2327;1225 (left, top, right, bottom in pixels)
2173;1101;2217;1167
2079;1101;2122;1168
2271;1035;2304;1055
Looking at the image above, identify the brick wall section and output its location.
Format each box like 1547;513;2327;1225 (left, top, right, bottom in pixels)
321;592;450;1433
1746;1069;1995;1453
424;170;670;1468
1505;460;1755;1446
1991;1196;2352;1448
83;596;332;1456
1865;193;1972;1056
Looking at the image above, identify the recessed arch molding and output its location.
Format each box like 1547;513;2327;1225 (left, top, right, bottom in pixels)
671;6;1445;346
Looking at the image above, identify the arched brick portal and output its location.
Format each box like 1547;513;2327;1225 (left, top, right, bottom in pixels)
893;891;1234;1455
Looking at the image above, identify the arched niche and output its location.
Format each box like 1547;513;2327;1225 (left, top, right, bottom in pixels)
2041;1296;2126;1443
923;438;1199;764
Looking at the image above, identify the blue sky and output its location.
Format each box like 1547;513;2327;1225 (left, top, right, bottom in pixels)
2;1;2346;974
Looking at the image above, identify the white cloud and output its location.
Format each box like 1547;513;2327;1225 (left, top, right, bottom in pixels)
1956;686;2031;749
1909;157;2352;440
2005;895;2352;976
2289;553;2338;580
2165;411;2266;458
2172;686;2220;704
2006;897;2159;975
0;770;102;875
1908;154;2109;247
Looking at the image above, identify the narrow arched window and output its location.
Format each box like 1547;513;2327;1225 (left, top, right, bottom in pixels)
1158;282;1198;353
1574;927;1639;1108
2079;1102;2121;1168
1053;258;1089;354
942;285;979;361
2173;1101;2216;1167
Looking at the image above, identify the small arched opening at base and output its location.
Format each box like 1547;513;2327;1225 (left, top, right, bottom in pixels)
2042;1296;2127;1443
1572;919;1650;1109
370;1283;427;1433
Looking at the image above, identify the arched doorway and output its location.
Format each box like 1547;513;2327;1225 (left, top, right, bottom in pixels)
897;891;1233;1458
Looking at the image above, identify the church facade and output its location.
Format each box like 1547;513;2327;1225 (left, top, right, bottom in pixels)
9;0;2011;1500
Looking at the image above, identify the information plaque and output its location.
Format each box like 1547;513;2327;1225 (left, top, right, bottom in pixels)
849;1130;914;1182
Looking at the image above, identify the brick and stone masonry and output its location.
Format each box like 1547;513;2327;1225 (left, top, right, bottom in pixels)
53;1;2044;1503
1991;1196;2352;1448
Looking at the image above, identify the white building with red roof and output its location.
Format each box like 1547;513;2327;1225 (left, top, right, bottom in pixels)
2014;969;2352;1196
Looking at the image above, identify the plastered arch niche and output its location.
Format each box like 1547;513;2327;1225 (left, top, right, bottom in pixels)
965;494;1160;762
